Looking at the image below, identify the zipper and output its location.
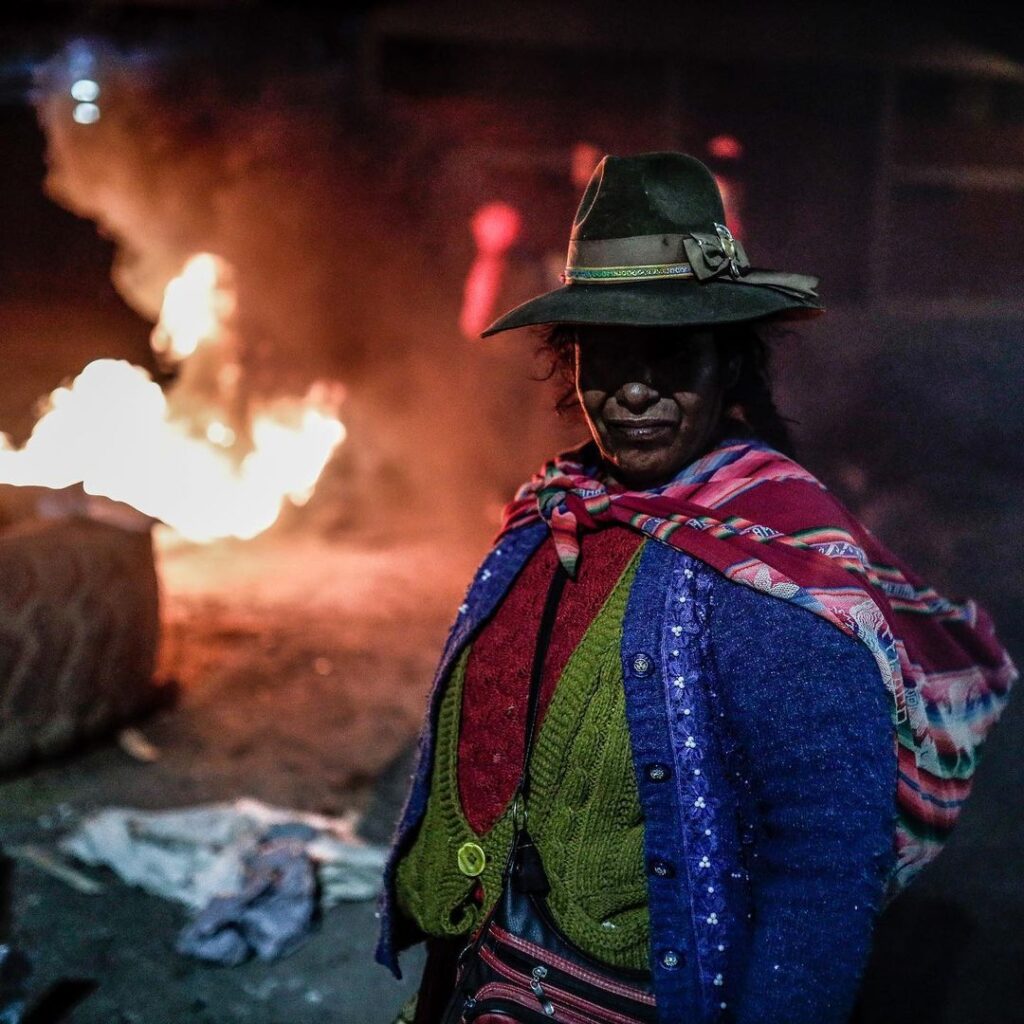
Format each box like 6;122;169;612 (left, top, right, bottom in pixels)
467;980;638;1024
478;944;654;1024
483;928;655;1014
529;965;554;1016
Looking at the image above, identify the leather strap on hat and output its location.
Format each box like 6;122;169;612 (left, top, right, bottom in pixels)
564;224;820;302
564;232;699;282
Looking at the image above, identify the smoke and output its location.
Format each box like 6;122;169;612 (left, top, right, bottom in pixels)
31;32;574;547
26;21;1022;636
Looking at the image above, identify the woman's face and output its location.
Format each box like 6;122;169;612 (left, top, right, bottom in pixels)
574;325;729;489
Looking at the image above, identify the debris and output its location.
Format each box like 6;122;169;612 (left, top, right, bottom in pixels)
310;834;393;906
312;657;333;676
177;838;316;965
61;798;378;909
116;728;161;764
62;806;240;910
60;798;388;965
6;847;103;897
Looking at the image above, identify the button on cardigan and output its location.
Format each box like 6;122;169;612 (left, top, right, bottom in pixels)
377;521;896;1024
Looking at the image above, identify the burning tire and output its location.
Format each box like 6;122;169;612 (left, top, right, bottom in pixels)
0;512;164;773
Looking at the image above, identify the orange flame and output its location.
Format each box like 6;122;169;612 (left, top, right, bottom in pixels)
151;252;236;363
0;254;345;542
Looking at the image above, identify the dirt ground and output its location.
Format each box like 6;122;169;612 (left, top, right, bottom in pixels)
0;526;488;1024
0;526;1020;1024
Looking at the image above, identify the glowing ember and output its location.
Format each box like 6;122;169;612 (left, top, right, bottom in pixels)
0;253;345;542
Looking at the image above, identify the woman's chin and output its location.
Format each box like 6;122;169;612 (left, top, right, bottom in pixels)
607;448;685;488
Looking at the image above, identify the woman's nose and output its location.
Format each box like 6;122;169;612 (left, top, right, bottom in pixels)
617;379;659;413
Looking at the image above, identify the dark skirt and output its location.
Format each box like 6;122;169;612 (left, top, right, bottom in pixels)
412;937;464;1024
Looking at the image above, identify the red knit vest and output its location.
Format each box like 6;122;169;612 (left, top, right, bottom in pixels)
457;528;643;834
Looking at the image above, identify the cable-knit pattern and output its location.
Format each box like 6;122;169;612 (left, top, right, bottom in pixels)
378;522;549;973
530;547;649;969
395;545;650;970
394;647;515;939
458;530;642;833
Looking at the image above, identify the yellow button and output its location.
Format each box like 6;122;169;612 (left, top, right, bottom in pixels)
457;841;487;877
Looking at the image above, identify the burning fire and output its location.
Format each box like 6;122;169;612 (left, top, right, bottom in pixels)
0;254;345;541
151;253;235;362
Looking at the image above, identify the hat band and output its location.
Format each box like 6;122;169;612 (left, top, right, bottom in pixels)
564;229;747;285
563;261;695;284
562;229;819;304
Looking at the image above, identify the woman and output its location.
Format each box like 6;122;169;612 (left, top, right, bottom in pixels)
376;153;1015;1024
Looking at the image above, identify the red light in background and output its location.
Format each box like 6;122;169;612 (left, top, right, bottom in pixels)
708;134;744;161
461;202;523;339
571;142;604;190
470;202;522;256
708;136;746;237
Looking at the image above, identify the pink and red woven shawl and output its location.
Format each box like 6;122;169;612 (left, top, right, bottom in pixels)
501;438;1017;892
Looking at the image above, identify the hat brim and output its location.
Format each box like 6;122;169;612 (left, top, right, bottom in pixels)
481;278;823;337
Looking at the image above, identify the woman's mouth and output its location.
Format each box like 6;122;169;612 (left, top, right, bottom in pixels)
605;418;679;443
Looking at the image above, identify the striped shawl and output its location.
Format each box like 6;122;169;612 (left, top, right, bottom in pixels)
501;437;1017;891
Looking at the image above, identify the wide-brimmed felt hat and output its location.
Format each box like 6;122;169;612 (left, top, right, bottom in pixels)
482;151;823;337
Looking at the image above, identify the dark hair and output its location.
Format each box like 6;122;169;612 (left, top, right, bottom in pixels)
535;322;796;457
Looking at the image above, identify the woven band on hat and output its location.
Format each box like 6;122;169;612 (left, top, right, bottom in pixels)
564;228;747;285
563;261;696;283
562;227;820;302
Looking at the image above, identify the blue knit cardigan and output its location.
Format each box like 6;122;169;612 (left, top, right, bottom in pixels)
376;521;896;1024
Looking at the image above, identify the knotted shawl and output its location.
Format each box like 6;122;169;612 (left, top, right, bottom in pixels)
500;437;1017;892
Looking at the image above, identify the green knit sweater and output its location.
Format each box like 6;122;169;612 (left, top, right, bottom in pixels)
395;551;649;970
